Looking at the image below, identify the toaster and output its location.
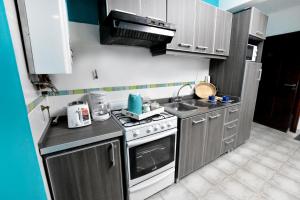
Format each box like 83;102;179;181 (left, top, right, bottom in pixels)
67;101;91;128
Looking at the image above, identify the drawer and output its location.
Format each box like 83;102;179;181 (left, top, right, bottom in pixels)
225;105;240;123
223;121;238;139
221;135;236;154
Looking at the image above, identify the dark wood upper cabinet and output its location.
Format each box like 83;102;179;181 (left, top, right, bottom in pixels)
45;140;124;200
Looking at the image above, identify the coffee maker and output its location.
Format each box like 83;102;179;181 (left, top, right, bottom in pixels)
88;91;111;121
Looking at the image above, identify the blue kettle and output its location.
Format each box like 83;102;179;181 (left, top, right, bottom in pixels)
128;94;143;115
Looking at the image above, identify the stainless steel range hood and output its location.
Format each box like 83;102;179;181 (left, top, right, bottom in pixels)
99;10;176;55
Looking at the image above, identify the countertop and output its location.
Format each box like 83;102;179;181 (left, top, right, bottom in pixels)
39;116;122;155
159;96;241;119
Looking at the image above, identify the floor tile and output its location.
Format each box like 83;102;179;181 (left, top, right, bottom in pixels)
160;183;197;200
243;160;275;180
233;146;258;158
181;173;212;198
223;151;250;167
249;138;273;148
196;164;227;185
232;169;265;192
252;154;284;170
278;163;300;183
262;149;290;162
261;183;299;200
243;141;266;153
269;174;300;197
219;177;254;200
211;157;239;175
249;194;268;200
288;158;300;171
203;188;233;200
146;193;164;200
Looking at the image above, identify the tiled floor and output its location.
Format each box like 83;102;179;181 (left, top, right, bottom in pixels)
147;123;300;200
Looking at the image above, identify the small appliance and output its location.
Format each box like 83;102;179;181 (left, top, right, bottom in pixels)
67;101;91;128
88;91;111;121
99;10;176;55
246;44;258;61
128;93;143;115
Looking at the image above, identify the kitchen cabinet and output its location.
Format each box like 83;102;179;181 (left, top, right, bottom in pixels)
17;0;72;74
214;9;233;56
167;0;196;51
141;0;167;21
193;1;216;54
237;61;262;146
45;140;124;200
204;109;225;164
178;114;207;179
249;7;268;40
106;0;141;15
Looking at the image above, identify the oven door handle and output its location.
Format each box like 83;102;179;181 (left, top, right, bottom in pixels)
129;168;175;193
127;129;177;148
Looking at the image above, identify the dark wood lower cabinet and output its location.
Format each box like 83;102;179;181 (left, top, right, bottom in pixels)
178;114;207;179
45;140;124;200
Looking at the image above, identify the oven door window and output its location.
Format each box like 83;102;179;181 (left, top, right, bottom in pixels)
129;134;175;180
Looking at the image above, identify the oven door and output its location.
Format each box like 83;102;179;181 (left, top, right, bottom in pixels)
127;128;176;187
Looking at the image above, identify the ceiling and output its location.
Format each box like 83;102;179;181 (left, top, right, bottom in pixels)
226;0;300;14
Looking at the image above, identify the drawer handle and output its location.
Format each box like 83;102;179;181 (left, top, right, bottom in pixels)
216;49;225;53
229;109;239;113
108;143;115;167
178;43;192;48
227;124;237;129
196;46;208;50
224;139;235;145
209;114;221;119
256;31;264;36
192;118;206;125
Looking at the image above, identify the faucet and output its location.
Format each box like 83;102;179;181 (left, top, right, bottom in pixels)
174;83;193;102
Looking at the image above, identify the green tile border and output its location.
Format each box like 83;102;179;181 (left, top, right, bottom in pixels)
26;81;195;114
27;96;45;113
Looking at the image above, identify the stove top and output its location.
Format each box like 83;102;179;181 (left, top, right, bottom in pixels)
111;110;175;128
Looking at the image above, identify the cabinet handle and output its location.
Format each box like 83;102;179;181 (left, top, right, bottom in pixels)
196;46;208;50
257;69;262;81
108;143;115;167
215;49;225;53
256;31;264;36
229;108;239;113
224;139;235;145
283;83;297;87
192;118;206;125
227;124;237;129
178;43;192;48
209;114;221;119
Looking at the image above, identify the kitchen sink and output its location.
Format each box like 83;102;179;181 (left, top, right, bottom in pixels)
164;102;198;112
183;99;211;107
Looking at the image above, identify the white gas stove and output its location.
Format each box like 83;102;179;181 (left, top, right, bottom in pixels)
112;110;177;200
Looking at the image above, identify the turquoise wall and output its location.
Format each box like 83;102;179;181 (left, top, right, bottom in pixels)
203;0;219;7
0;1;47;199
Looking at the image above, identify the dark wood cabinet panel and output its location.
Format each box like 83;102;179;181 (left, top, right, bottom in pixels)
45;140;123;200
204;109;225;164
178;114;207;179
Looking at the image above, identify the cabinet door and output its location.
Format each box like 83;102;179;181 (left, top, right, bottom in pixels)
178;114;206;179
106;0;141;15
194;1;216;54
249;7;268;40
141;0;166;21
214;10;232;56
237;62;262;146
167;0;196;51
46;140;123;200
204;109;225;164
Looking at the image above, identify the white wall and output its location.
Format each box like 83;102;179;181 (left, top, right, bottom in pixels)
4;1;51;199
48;22;210;115
219;0;253;11
266;4;300;36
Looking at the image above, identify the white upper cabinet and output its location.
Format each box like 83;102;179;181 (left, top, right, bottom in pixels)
106;0;141;15
17;0;72;74
249;7;268;40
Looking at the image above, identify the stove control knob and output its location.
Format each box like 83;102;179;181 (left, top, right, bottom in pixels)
146;127;153;134
133;130;140;137
161;124;166;129
154;126;159;131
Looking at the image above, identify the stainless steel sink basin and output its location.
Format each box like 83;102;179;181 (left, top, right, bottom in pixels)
183;99;210;107
164;102;198;112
